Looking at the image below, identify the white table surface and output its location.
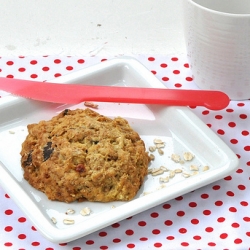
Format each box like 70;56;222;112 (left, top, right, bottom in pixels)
0;0;185;56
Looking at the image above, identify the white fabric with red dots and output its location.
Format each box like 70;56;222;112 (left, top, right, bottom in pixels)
0;55;250;250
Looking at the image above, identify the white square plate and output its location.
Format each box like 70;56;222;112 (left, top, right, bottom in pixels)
0;57;239;243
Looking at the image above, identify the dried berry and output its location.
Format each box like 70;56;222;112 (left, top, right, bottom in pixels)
63;109;70;116
24;151;32;166
75;164;85;173
43;142;54;161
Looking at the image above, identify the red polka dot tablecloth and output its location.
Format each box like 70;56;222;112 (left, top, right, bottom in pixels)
0;55;250;250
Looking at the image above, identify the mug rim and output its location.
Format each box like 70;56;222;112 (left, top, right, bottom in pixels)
187;0;250;17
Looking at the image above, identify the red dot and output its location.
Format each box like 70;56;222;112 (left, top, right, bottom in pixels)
54;59;61;64
203;210;211;215
238;185;246;190
244;146;250;151
163;204;171;209
217;217;225;223
230;139;238;144
240;201;248;206
42;66;50;71
205;227;214;232
164;220;173;226
243;217;250;222
239;114;247;119
246;232;250;237
4;226;13;232
6;61;14;65
66;66;73;71
99;231;107;237
217;129;225;135
18;67;26;72
201;193;209;199
186;76;193;81
234;238;242;244
174;83;182;88
232;223;240;228
6;74;14;78
229;207;237;212
220;233;228;239
236;168;243;173
112;223;120;228
5;194;10;198
30;74;38;79
31;242;40;246
242;130;249;136
202;110;210;115
173;70;180;74
151;212;159;218
31;226;37;231
127;243;135;248
215;200;223;206
177;211;185;217
191;219;199;225
86;240;94;245
181;242;189;246
162;76;169;81
54;73;62;77
152;229;161;235
193;235;201;240
113;238;121;243
228;122;236;127
224;175;232;181
175;196;183;201
125;229;134;236
5;209;13;215
18;217;26;223
77;59;85;64
148;57;155;61
184;63;189;68
189;202;197;208
100;246;108;250
138;221;146;226
101;58;107;62
160;63;168;68
18;234;26;239
237;102;245;107
30;60;37;65
179;228;187;234
151;70;157;75
140;237;148;241
213;185;221;190
215;115;223;119
227;191;234;197
208;242;216;246
4;242;13;247
171;57;178;61
154;242;162;248
166;236;175;240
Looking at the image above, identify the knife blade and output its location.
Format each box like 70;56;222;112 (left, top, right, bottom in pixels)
0;77;230;110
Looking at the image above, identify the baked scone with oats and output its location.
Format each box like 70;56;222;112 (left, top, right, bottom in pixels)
20;108;150;203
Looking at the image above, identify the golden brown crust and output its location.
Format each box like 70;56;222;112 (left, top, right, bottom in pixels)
20;108;150;203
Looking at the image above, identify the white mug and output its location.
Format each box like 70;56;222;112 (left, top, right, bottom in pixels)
182;0;250;100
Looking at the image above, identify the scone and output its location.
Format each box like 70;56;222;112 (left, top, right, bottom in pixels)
20;108;150;203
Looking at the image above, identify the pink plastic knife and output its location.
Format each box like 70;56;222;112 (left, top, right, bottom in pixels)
0;77;230;110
